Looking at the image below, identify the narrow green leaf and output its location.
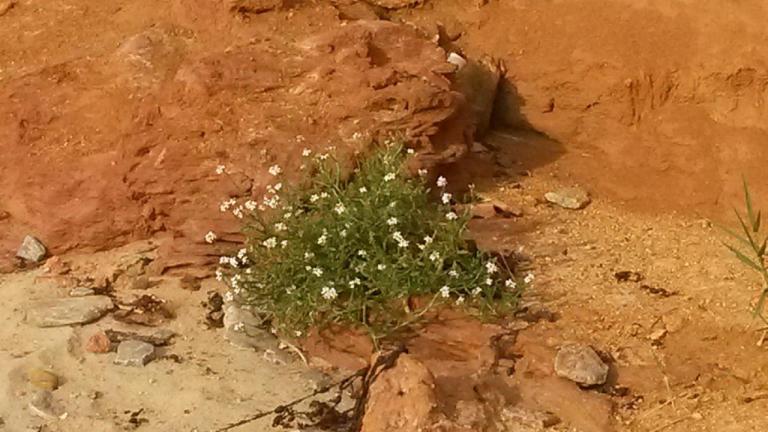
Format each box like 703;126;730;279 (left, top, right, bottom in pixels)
744;178;757;230
717;222;752;247
754;288;768;318
724;243;763;272
760;237;768;258
734;209;757;248
755;211;762;233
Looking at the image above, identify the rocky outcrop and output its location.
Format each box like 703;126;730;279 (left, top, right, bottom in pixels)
0;18;471;272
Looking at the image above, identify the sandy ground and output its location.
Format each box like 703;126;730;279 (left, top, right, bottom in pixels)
0;242;325;432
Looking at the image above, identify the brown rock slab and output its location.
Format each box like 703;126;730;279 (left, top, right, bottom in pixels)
25;296;113;327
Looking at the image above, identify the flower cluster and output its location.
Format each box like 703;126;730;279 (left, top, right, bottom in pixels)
213;143;525;340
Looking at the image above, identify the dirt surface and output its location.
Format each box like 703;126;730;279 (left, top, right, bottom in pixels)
4;0;768;431
0;241;329;431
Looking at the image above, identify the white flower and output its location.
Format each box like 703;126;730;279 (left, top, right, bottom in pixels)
299;164;307;171
244;200;258;211
320;192;329;199
312;267;324;277
321;286;338;300
437;176;448;188
204;231;217;244
392;231;409;248
233;322;245;332
448;269;458;278
349;278;361;287
445;212;458;220
283;212;293;219
486;262;498;274
455;296;465;305
262;237;278;249
377;264;387;270
215;165;226;175
280;240;288;248
424;236;434;244
439;286;450;298
317;232;327;245
524;273;535;284
358;250;368;257
340;229;348;238
384;173;396;182
274;222;287;232
505;279;517;289
310;194;319;203
245;268;252;274
485;277;493;286
302;148;312;157
263;196;279;209
359;187;368;193
418;169;428;177
232;206;244;219
220;198;237;212
441;193;452;204
319;153;329;160
219;256;229;265
274;183;283;191
294;330;303;337
215;270;224;282
223;291;234;302
429;251;440;262
387;217;398;226
268;164;282;176
471;287;482;297
286;285;296;294
334;203;346;215
237;248;248;263
304;251;315;259
407;148;415;154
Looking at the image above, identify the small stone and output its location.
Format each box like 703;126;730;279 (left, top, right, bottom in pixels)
544;187;591;210
180;275;201;291
86;331;112;353
26;368;59;391
130;276;151;290
0;0;16;18
115;340;155;366
69;287;96;297
649;328;668;346
28;391;64;419
691;412;703;420
554;343;609;386
26;296;113;327
16;235;47;263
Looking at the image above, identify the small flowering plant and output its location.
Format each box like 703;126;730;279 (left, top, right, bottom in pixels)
215;143;525;341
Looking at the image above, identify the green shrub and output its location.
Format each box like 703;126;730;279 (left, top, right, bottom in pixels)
723;180;768;325
215;142;526;343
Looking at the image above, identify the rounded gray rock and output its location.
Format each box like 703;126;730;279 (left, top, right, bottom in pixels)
544;187;591;210
114;340;155;367
554;343;608;386
16;235;47;263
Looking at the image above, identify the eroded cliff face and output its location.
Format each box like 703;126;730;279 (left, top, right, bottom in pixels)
4;0;768;269
395;0;768;213
0;4;473;272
